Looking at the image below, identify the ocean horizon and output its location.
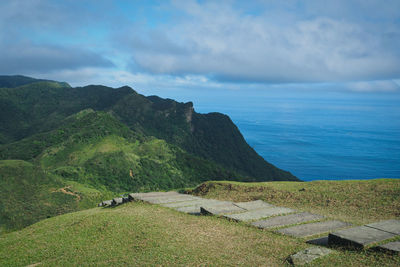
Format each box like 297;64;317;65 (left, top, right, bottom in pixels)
187;90;400;181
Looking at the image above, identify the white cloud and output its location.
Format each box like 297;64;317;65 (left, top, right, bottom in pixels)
347;80;400;92
125;1;400;83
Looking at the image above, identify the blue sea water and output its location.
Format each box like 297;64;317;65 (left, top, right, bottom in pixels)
189;90;400;181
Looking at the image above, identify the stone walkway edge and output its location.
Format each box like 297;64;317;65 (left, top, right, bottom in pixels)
99;191;399;254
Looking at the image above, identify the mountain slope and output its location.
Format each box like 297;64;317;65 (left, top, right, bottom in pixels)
1;196;398;267
0;74;70;88
0;109;238;231
0;75;297;231
0;75;297;181
0;159;113;233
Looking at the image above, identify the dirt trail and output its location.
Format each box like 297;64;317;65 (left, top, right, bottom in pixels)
58;186;81;201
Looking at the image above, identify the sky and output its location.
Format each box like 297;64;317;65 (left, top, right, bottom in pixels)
1;0;400;97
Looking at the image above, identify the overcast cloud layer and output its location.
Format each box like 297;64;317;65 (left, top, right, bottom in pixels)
0;0;399;92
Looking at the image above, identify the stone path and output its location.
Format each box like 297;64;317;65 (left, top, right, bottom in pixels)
377;241;400;254
252;212;324;229
329;220;400;249
99;191;400;256
277;220;351;238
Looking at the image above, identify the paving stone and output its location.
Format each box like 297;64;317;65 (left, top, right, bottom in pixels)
161;199;206;208
278;220;351;238
175;205;202;214
234;200;274;210
288;247;332;266
328;226;396;248
224;207;295;222
131;194;184;202
137;195;199;204
365;219;400;235
251;212;324;229
128;191;179;201
161;199;230;208
200;203;246;215
174;200;232;214
112;197;123;205
101;200;112;206
306;236;329;246
377;241;400;254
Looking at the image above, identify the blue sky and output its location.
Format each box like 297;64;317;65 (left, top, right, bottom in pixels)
1;0;400;96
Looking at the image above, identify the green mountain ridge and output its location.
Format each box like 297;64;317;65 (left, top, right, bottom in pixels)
0;75;297;232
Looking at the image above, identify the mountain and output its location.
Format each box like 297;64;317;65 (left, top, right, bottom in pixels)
0;75;297;231
0;74;70;89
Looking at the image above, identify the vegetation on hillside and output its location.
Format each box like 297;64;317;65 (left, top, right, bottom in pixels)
0;160;113;234
0;200;398;266
189;179;400;225
0;75;297;181
0;75;297;231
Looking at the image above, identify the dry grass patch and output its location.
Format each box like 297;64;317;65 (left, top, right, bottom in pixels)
189;179;400;225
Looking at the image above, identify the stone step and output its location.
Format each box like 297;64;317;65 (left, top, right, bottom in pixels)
288;247;333;266
365;219;400;235
174;205;203;214
174;200;236;215
200;203;246;215
224;207;295;222
277;220;351;238
251;212;324;229
101;200;112;206
328;226;397;249
234;200;275;210
128;191;179;200
136;195;199;204
112;197;123;205
161;199;208;208
377;241;400;254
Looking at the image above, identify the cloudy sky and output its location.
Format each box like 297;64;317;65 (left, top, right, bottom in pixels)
1;0;400;95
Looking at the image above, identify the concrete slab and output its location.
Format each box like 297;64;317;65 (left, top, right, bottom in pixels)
174;200;233;214
224;207;295;222
288;247;332;266
101;200;112;206
278;220;351;238
112;197;123;205
328;226;396;248
234;200;274;210
161;199;205;208
128;191;180;201
137;195;199;204
377;241;400;254
200;203;246;215
365;219;400;235
251;212;324;229
174;205;202;215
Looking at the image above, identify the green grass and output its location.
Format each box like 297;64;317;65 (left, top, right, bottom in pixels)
0;201;398;267
0;110;241;232
0;160;113;233
188;179;400;225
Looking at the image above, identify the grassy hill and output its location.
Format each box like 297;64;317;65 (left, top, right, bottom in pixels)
0;75;297;232
0;76;296;181
0;179;399;266
0;109;238;232
188;179;400;225
0;160;114;234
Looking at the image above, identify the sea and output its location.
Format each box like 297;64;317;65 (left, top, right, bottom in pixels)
145;87;400;181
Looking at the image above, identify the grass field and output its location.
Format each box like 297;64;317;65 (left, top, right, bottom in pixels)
189;179;400;225
0;179;399;266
